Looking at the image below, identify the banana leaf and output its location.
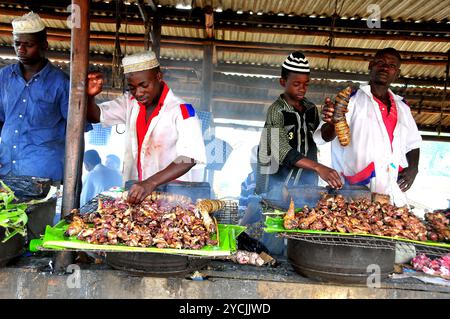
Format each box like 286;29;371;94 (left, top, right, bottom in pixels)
30;221;246;257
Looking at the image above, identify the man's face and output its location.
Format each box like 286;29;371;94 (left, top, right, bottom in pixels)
369;53;401;86
126;69;162;107
280;73;310;102
13;33;47;65
105;157;119;171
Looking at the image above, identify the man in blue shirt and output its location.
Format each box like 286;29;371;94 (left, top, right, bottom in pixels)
105;154;122;173
0;12;70;181
80;150;123;206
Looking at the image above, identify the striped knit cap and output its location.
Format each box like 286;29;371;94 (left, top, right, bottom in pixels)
282;51;310;74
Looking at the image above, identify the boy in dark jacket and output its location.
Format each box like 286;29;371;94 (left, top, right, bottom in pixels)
256;52;342;194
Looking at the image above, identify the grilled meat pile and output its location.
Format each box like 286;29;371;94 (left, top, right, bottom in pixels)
64;192;225;249
283;194;428;241
425;212;450;242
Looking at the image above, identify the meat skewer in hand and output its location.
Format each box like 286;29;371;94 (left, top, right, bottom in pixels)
333;87;353;147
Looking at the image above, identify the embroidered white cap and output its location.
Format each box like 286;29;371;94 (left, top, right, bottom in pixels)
122;50;160;74
12;12;46;34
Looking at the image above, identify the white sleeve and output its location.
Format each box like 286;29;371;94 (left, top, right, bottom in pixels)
404;107;422;153
98;94;128;126
175;112;207;164
313;120;329;145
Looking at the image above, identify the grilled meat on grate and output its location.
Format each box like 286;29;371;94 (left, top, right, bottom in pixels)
64;193;225;249
425;212;450;242
283;194;432;242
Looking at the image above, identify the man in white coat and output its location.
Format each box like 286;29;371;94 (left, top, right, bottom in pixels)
86;50;206;204
313;48;421;206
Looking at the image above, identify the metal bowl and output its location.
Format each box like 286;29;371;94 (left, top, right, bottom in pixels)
287;235;395;284
26;197;57;241
104;252;210;276
0;228;26;267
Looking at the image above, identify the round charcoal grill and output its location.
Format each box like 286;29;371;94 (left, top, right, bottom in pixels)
104;252;209;276
80;190;237;276
285;233;396;284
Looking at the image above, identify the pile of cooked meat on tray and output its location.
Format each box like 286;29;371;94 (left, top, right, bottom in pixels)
283;193;450;243
64;192;225;249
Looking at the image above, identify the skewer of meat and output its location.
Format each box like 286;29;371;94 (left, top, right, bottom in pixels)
333;87;352;147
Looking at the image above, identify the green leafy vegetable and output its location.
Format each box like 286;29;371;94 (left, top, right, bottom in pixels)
0;180;28;243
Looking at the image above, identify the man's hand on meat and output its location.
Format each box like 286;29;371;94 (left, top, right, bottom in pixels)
127;156;196;204
315;163;343;189
127;179;157;204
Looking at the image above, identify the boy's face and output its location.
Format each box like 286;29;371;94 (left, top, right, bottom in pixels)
280;72;310;102
126;68;162;108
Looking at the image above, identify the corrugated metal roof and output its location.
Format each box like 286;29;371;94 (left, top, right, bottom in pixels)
160;47;203;60
0;1;448;87
1;35;446;79
217;30;450;53
413;113;450;127
162;26;205;38
158;0;450;22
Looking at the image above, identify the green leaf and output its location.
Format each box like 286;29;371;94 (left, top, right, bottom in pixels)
0;180;28;243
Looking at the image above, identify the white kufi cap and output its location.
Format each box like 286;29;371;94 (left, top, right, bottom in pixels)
12;12;46;34
122;50;160;74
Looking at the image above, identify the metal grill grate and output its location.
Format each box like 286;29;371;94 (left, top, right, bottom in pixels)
214;200;239;225
79;194;114;215
413;243;450;258
281;232;450;256
282;232;396;250
79;195;239;225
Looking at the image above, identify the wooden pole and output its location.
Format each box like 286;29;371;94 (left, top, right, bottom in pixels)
151;14;162;58
136;0;151;50
201;43;214;112
55;0;90;272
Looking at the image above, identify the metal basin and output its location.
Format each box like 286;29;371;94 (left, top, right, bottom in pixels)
287;237;395;284
104;252;209;276
99;181;213;276
26;197;57;241
0;228;26;267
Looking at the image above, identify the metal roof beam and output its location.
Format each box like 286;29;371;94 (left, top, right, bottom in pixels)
0;26;446;66
0;44;445;86
215;63;447;87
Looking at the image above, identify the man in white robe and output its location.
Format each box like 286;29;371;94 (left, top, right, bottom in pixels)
86;51;206;203
313;48;421;206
